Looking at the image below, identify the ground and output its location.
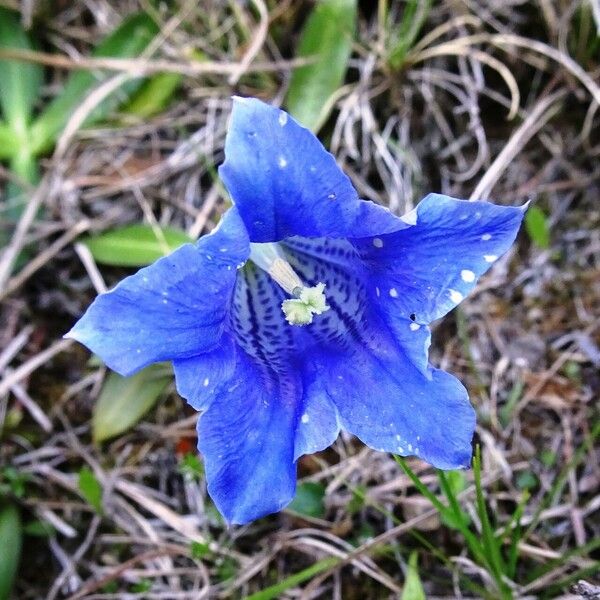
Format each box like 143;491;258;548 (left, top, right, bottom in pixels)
0;1;598;599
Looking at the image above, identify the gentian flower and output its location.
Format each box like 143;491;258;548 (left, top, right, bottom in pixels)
67;97;526;524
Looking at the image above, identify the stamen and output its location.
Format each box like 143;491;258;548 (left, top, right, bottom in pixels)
249;243;330;326
282;283;329;326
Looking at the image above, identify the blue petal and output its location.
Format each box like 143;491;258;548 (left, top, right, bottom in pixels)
279;237;474;467
173;265;341;520
219;97;405;242
320;313;475;469
173;335;237;412
354;194;527;323
226;262;342;461
294;365;340;460
194;348;298;524
66;209;249;376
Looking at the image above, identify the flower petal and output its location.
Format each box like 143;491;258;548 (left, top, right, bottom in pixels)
294;365;340;460
196;351;298;524
219;97;405;242
66;208;249;376
355;194;527;323
321;312;475;469
173;335;237;412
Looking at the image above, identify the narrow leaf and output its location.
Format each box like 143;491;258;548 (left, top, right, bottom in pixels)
82;224;193;267
246;557;339;600
0;122;20;159
286;0;357;132
77;467;103;514
401;552;426;600
0;503;22;600
30;13;159;154
524;205;550;249
92;364;171;442
124;72;182;118
0;8;43;136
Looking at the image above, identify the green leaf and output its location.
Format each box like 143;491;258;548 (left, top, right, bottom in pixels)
0;467;31;499
524;205;550;249
22;519;55;537
0;8;43;138
130;580;152;593
6;148;40;209
0;503;22;600
92;364;171;442
515;470;538;491
286;0;357;132
82;224;193;267
190;541;211;560
0;122;20;159
287;482;326;518
401;551;426;600
30;13;159;154
124;72;182;118
78;467;103;514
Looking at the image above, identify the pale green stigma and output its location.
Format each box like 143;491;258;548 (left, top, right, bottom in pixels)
249;242;330;326
282;283;329;326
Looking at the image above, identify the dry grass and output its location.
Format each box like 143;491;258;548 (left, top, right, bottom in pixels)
0;1;599;598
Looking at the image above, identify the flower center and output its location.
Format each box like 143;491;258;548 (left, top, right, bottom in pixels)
248;242;330;326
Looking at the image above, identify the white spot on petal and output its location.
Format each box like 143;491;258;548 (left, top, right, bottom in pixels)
410;322;420;331
484;254;498;263
449;289;463;303
461;269;475;282
203;378;210;387
278;111;288;126
278;156;287;168
375;286;381;297
372;237;383;248
301;413;309;424
481;233;492;241
389;287;398;298
397;446;404;453
327;193;336;200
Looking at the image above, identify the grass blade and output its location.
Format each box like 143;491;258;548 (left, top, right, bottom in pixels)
388;0;432;69
286;0;357;132
473;449;511;596
246;557;339;600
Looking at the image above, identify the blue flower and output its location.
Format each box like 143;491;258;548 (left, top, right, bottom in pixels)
67;97;526;524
